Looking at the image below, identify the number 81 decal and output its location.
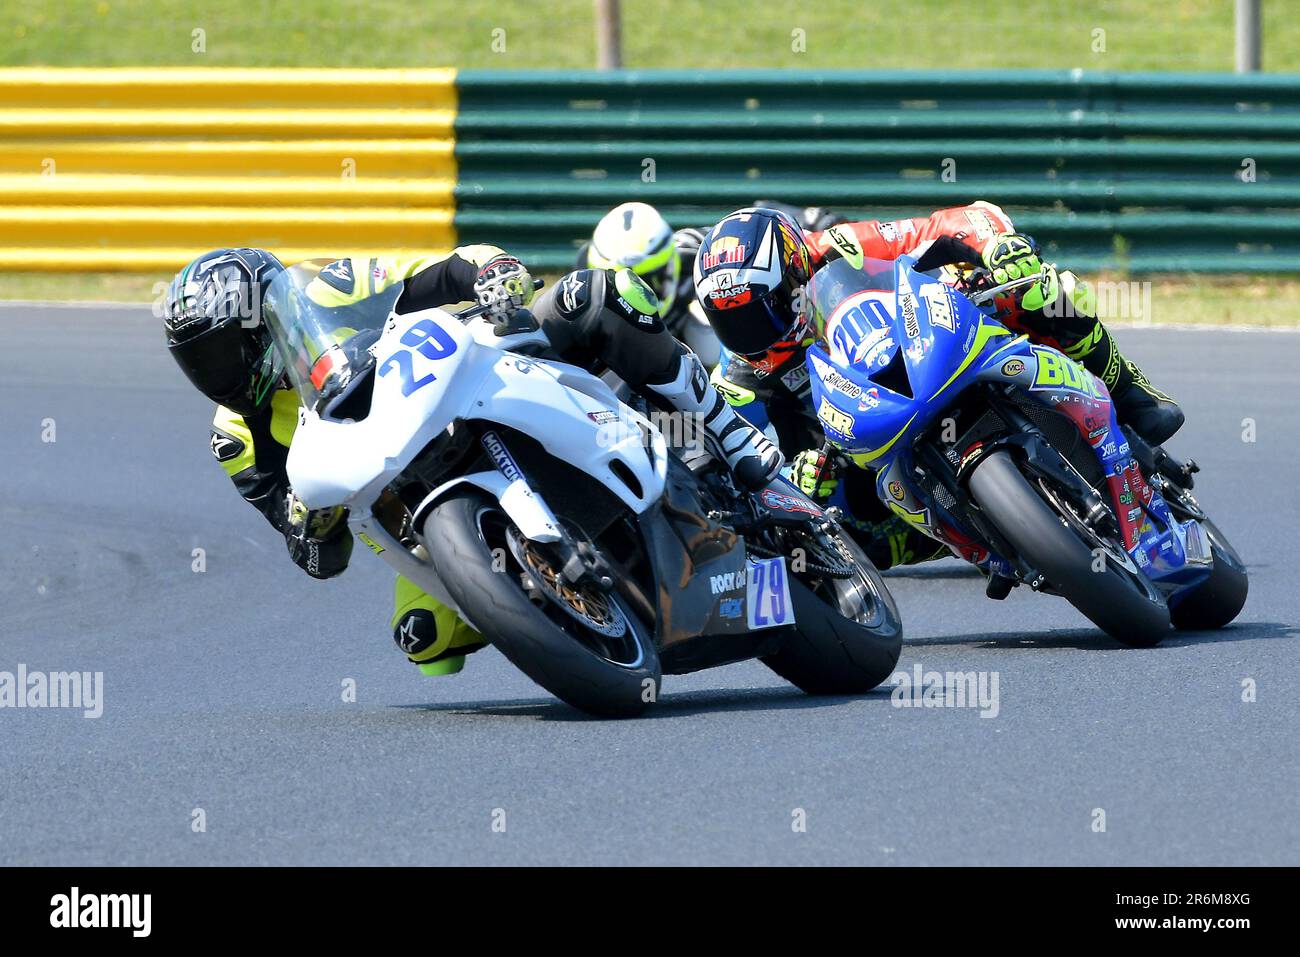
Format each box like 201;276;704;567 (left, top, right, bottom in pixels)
379;318;458;395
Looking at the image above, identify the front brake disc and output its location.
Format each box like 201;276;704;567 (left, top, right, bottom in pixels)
505;527;629;638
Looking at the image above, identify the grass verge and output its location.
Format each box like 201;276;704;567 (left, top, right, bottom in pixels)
5;1;1300;72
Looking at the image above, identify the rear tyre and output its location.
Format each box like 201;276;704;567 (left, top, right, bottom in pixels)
967;449;1170;646
761;528;903;694
425;490;660;718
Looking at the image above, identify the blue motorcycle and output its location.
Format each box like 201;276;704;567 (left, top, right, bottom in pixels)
803;254;1247;646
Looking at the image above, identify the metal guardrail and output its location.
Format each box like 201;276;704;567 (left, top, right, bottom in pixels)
0;68;457;271
1;68;1296;273
454;70;1300;273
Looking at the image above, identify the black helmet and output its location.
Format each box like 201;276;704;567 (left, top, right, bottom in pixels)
693;207;814;373
164;248;286;415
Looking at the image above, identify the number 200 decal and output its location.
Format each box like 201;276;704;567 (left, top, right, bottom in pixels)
378;318;458;395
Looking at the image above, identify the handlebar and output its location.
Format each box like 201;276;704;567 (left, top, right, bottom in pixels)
958;261;1056;308
966;273;1042;307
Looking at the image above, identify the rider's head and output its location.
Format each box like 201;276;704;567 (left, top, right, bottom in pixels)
163;247;286;415
693;207;814;373
587;202;680;318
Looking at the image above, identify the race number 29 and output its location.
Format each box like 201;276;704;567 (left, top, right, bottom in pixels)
379;318;458;396
747;557;795;630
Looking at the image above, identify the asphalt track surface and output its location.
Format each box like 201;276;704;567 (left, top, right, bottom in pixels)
1;302;1296;866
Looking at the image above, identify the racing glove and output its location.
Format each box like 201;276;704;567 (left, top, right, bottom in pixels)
474;255;535;321
284;492;352;580
981;232;1059;312
792;447;840;501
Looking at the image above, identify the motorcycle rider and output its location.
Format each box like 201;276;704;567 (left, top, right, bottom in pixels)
694;203;1184;568
577;201;718;365
164;247;780;675
164;246;518;676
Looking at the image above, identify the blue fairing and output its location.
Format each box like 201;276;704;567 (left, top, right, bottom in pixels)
804;256;1020;464
803;254;1213;597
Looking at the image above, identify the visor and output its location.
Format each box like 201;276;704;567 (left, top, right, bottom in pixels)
709;294;802;358
168;318;259;411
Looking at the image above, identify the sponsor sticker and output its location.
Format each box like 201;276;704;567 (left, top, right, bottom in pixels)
922;284;956;332
760;488;823;517
780;364;811;393
700;237;747;272
821;369;862;399
481;431;523;482
718;597;744;620
861;335;896;369
817;396;856;437
704;270;752;308
900;293;920;339
1031;347;1103;399
710;567;747;596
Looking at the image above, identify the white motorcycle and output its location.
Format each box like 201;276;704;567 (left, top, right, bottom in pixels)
263;262;901;717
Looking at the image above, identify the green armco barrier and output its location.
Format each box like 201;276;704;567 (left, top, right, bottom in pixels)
453;70;1300;274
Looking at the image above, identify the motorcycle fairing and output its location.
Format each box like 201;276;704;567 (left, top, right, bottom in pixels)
636;458;792;674
805;256;1212;591
288;306;669;524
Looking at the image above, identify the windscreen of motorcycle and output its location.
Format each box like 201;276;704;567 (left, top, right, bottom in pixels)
806;256;898;369
263;259;405;413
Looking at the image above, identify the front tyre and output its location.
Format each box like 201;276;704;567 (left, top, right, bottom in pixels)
424;490;660;718
1170;537;1248;631
1160;492;1249;631
761;527;903;694
967;449;1170;646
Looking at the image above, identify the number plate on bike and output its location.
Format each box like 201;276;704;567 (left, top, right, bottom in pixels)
747;557;795;630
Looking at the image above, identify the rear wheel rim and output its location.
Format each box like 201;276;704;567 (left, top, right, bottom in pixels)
798;529;889;628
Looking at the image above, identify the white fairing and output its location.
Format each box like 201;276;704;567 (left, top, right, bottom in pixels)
287;307;483;510
285;306;670;606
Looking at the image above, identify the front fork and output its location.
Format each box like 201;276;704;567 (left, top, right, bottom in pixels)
965;394;1117;538
915;387;1117;589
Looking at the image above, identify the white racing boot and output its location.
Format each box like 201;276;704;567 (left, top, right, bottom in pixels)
644;350;783;490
